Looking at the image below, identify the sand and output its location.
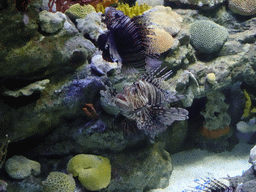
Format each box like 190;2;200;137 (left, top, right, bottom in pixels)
150;143;254;192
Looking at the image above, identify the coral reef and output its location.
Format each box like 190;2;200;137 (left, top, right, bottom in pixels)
228;0;256;16
116;2;152;18
5;156;41;179
42;172;76;192
189;20;229;54
65;3;96;21
168;0;225;7
67;154;111;191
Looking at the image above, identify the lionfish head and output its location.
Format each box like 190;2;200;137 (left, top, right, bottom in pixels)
115;81;148;114
102;7;124;29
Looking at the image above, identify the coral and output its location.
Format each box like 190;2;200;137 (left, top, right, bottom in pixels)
147;26;175;55
228;0;256;16
83;103;98;119
189;20;228;54
200;91;231;138
242;89;252;118
116;2;152;18
48;0;118;13
4;79;50;98
67;154;111;191
200;126;231;139
5;156;41;179
65;3;96;20
42;172;76;192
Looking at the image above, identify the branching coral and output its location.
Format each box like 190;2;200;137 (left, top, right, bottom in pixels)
116;2;151;17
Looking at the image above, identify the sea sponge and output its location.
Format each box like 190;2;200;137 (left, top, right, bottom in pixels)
116;2;152;18
228;0;256;16
93;0;119;13
65;3;96;20
67;154;111;191
42;172;76;192
189;20;228;53
5;156;41;180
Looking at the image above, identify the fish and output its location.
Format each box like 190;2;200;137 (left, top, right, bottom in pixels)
97;7;161;74
100;67;189;139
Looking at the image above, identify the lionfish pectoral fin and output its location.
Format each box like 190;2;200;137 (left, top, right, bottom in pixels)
158;107;189;125
107;33;122;63
145;57;162;72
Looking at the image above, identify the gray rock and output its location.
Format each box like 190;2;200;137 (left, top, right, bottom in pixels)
77;12;106;41
39;10;66;34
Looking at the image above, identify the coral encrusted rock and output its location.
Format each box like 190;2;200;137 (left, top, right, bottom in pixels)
189;20;228;53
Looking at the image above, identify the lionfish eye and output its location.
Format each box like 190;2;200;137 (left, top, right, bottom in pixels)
117;94;127;102
114;11;124;18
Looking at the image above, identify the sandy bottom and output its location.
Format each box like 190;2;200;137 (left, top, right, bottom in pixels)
150;143;254;192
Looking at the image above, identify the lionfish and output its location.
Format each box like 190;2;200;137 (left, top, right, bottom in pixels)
100;68;189;139
97;7;161;73
189;177;243;192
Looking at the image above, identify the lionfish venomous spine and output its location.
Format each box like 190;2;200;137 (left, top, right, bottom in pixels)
100;67;189;139
97;7;161;73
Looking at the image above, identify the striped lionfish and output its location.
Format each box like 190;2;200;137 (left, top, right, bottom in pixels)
100;68;189;139
97;7;161;73
188;177;243;192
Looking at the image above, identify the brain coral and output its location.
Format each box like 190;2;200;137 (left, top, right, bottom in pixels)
5;156;41;179
67;154;111;191
189;20;228;54
228;0;256;16
42;172;76;192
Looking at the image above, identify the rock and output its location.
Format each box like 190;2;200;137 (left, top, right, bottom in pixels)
5;156;41;179
249;145;256;170
167;0;225;7
189;20;229;54
228;0;256;16
77;12;106;41
90;54;120;76
137;0;164;6
107;145;172;191
4;79;50;98
39;11;66;34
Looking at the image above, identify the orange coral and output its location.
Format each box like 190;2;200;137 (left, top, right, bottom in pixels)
200;126;231;139
83;103;98;119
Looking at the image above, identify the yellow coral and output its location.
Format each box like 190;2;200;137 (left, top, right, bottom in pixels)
242;89;252;118
116;2;152;18
93;0;119;12
42;172;76;192
67;154;111;191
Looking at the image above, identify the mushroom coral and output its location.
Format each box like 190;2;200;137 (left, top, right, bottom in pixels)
67;154;111;191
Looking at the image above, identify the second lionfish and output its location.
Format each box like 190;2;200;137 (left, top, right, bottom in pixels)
97;7;161;73
100;68;189;139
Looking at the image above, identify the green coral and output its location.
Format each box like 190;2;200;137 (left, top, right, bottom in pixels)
189;20;228;53
116;2;152;18
42;172;76;192
67;154;111;191
65;3;96;20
